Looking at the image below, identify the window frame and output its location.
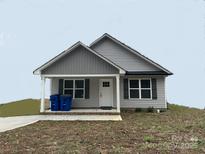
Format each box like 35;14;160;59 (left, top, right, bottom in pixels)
63;79;85;99
128;78;152;100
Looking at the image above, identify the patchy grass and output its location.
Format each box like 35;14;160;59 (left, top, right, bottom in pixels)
0;99;40;117
143;135;155;143
0;104;205;153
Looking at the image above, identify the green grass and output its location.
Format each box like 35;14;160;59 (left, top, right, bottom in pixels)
0;99;40;117
143;135;155;143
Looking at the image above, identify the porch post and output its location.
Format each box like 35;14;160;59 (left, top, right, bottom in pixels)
40;76;45;113
116;74;120;113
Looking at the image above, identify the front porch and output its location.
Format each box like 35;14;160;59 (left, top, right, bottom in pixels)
43;109;119;115
40;74;121;114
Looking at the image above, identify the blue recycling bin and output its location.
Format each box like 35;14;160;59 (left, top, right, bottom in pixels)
50;94;60;111
60;95;72;111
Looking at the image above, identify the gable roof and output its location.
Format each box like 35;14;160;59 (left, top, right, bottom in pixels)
33;41;126;75
90;33;173;75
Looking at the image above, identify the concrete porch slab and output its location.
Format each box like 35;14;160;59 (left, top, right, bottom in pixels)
43;109;120;115
40;115;122;121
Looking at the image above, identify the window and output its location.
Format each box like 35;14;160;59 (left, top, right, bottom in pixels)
103;82;110;87
75;80;84;98
129;79;152;99
64;79;84;99
141;79;151;98
64;80;73;97
129;80;139;98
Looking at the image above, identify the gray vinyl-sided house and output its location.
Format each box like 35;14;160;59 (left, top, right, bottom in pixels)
33;33;172;113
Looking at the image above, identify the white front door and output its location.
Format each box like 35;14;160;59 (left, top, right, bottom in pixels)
99;79;113;107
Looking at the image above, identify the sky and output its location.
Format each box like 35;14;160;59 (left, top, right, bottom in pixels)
0;0;205;108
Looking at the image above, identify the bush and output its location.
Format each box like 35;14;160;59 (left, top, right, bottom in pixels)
147;107;154;113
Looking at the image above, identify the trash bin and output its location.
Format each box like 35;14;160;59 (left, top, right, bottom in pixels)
60;95;72;111
50;94;60;111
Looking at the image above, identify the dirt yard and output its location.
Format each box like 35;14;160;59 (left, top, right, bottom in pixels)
0;104;205;154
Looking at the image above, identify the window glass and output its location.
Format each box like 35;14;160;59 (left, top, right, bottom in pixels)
129;79;152;99
141;80;150;88
130;80;139;88
75;90;84;98
75;80;84;88
130;89;139;98
64;80;85;99
64;90;73;97
103;82;110;87
141;90;151;98
65;80;73;88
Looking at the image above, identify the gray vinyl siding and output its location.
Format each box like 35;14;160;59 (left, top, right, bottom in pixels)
91;38;161;72
51;76;166;109
120;75;166;108
42;46;119;75
51;77;116;108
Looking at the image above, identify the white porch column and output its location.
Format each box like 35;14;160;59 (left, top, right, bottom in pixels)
40;76;45;113
116;75;120;113
50;78;52;95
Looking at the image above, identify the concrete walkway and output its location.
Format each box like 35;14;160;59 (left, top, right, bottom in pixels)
0;115;122;132
0;115;41;132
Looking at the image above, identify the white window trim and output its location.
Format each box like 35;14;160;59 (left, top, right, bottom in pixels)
128;78;152;100
63;79;85;99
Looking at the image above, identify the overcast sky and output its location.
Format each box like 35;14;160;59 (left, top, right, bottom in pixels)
0;0;205;108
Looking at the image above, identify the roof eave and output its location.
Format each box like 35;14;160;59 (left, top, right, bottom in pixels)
126;71;173;76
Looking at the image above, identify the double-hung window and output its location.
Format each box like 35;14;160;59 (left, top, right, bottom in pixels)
129;80;140;98
64;79;85;99
129;79;152;99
